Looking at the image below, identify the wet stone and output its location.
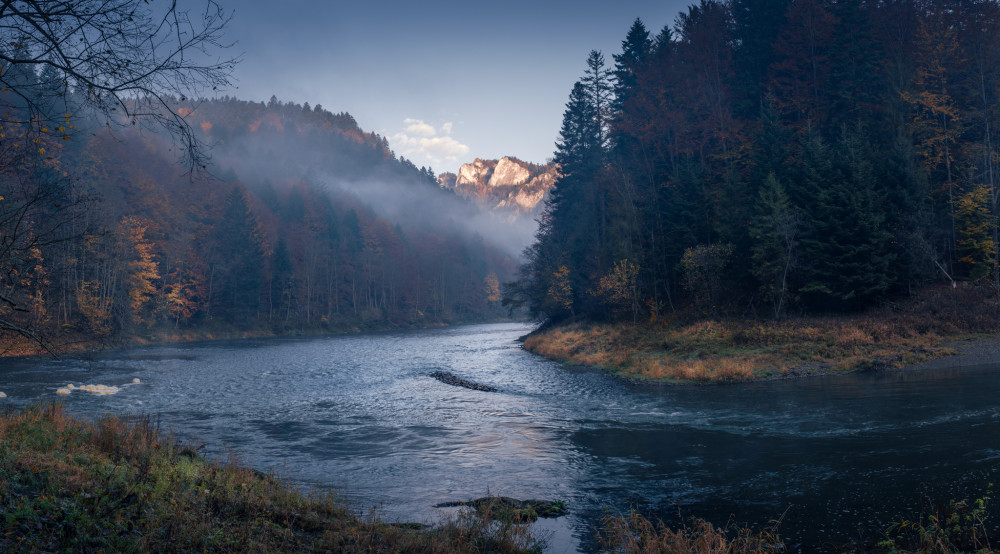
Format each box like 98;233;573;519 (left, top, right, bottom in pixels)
429;371;497;392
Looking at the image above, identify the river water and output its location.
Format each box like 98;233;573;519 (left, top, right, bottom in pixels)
3;322;1000;551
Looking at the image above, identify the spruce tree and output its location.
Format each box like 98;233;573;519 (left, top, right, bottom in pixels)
210;187;266;326
612;19;652;118
270;237;295;325
750;173;799;318
730;0;790;117
507;78;606;320
795;133;894;309
581;50;613;151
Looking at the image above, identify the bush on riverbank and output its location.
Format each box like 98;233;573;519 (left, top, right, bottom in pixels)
0;404;542;553
523;285;1000;383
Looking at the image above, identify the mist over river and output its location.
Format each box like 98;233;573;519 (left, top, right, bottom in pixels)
4;322;1000;551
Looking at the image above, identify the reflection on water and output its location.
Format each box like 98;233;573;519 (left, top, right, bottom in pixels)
3;323;1000;552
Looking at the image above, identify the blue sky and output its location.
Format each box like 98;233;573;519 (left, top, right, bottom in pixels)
225;1;692;174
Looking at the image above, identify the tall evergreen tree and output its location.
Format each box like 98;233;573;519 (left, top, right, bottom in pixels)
730;0;790;116
612;19;653;117
826;0;887;134
210;186;266;326
508;79;606;320
611;18;653;196
750;173;799;318
794;132;894;309
582;50;613;151
270;237;295;325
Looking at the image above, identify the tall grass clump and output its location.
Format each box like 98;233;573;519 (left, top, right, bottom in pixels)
598;510;785;553
879;491;993;554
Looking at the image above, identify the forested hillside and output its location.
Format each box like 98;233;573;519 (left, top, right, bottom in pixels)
0;93;515;352
506;0;1000;323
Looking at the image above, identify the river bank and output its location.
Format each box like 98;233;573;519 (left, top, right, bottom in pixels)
3;405;991;553
0;404;544;552
4;322;1000;551
0;316;517;359
522;286;1000;384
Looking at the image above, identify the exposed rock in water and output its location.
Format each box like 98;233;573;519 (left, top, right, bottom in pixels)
429;371;497;392
435;497;568;522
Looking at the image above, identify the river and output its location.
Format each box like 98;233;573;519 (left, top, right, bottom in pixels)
3;322;1000;551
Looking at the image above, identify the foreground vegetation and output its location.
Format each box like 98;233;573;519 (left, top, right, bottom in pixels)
2;404;996;552
599;511;786;553
524;286;1000;383
598;499;995;554
0;404;542;552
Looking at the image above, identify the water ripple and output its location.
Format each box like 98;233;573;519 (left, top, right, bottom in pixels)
5;322;1000;552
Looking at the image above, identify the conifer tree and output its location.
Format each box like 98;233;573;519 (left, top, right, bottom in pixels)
730;0;790;116
582;51;613;151
612;19;653;118
270;237;295;325
795;133;894;309
210;187;266;326
506;77;606;320
750;173;798;318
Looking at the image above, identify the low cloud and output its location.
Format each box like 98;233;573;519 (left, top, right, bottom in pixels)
391;118;469;167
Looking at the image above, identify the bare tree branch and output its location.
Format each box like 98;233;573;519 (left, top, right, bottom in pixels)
0;0;237;170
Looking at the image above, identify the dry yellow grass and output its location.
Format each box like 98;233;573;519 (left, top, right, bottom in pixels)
631;356;755;383
599;510;784;553
522;287;1000;383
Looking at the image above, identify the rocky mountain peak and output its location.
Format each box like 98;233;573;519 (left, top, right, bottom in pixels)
440;156;559;218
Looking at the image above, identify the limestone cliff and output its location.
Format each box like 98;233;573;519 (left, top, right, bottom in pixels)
438;156;559;219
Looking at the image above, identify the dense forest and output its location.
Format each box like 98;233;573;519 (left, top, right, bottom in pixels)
506;0;1000;322
0;87;516;351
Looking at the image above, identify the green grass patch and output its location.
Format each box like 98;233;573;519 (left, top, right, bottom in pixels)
0;404;543;552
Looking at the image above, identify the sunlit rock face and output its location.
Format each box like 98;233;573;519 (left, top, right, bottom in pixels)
441;156;559;219
489;157;531;188
504;187;547;212
456;158;493;187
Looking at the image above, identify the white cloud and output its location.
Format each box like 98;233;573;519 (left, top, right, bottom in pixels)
391;118;469;166
419;136;469;160
403;118;436;137
391;132;420;150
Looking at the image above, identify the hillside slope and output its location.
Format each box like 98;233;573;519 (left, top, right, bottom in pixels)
0;97;517;352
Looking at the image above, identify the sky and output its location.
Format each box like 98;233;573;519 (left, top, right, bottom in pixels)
224;0;693;175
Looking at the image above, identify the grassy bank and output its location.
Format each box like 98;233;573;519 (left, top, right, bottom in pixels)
2;407;992;553
0;404;541;552
524;286;1000;383
596;502;993;553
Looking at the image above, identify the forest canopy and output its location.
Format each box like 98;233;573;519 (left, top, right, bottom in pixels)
0;93;516;351
505;0;1000;322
